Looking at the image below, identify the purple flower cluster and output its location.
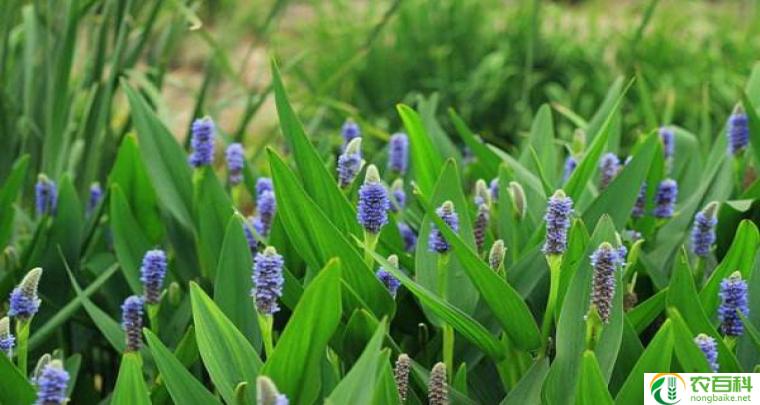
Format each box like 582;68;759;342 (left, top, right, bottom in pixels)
589;242;621;324
0;317;13;357
474;204;489;252
225;143;245;185
34;360;70;405
691;202;718;257
338;138;363;188
390;179;406;212
121;295;144;352
252;247;285;315
357;166;390;234
376;255;401;298
255;189;277;237
9;267;43;320
490;178;499;201
631;183;647;218
659;126;675;159
563;156;577;183
428;362;448;405
398;222;417;252
542;190;573;255
598;153;620;191
87;182;103;216
717;272;749;337
256;177;274;195
189;117;216;167
388;133;409;174
428;201;459;253
341;119;361;149
140;249;168;305
727;105;749;155
694;334;719;372
654;179;678;218
35;175;58;216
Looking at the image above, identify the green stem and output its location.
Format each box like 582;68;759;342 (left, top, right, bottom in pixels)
258;313;274;358
541;255;563;351
231;184;244;209
16;320;30;376
147;304;160;335
437;254;453;379
363;231;380;268
694;257;705;289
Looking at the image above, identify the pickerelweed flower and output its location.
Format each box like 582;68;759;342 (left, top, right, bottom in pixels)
189;117;215;167
694;334;719;372
563;156;577;182
632;183;647;218
257;376;289;405
34;360;69;405
489;240;505;271
542;190;573;255
659;126;675;159
398;222;417;252
121;295;144;352
718;271;749;337
428;362;449;405
341;118;361;149
376;255;401;298
357;165;390;234
474;179;491;207
394;354;411;401
428;201;459;254
490;178;499;201
256;177;274;196
255;190;277;237
509;181;527;219
252;247;285;315
727;105;749;155
599;153;620;191
589;242;619;324
9;267;43;320
243;216;258;252
35;174;57;216
87;182;102;215
654;179;678;218
225;143;245;185
474;204;489;252
32;354;52;385
691;201;718;257
390;179;406;212
0;317;13;357
388;132;409;174
139;249;168;305
337;137;363;188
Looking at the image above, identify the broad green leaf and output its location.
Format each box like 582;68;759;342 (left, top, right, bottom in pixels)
742;92;760;169
144;329;221;405
263;258;342;405
366;249;505;360
699;220;759;315
123;81;194;230
373;358;402;405
109;185;152;294
270;60;359;235
111;352;151;405
397;104;445;196
326;319;387;404
66;264;125;352
193;166;234;279
0;353;35;404
190;282;262;404
586;77;624;142
449;108;500;177
415;159;478;317
268;149;393;317
502;358;549;405
575;351;614;405
627;289;667;334
667;308;713;373
520;104;558;185
213;215;260;348
0;155;29;248
420;190;542;350
614;320;674;404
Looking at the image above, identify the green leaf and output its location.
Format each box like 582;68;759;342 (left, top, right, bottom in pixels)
614;320;674;404
420;189;542;350
520;104;558;185
109;185;152;294
144;329;221;405
627;289;667;334
667;308;713;373
449;108;500;177
111;352;151;405
0;353;35;404
213;214;260;348
742;91;760;168
0;155;29;248
699;220;759;315
365;249;505;360
122;81;194;230
575;351;614;405
270;59;359;235
397;104;445;196
502;358;549;405
326;319;387;404
193;166;234;279
190;282;262;404
268;149;393;317
263;258;342;405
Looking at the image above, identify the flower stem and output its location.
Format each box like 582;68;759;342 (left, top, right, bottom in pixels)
147;304;160;335
694;257;705;289
363;231;379;268
258;313;274;358
16;320;30;375
437;254;453;378
541;254;563;352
